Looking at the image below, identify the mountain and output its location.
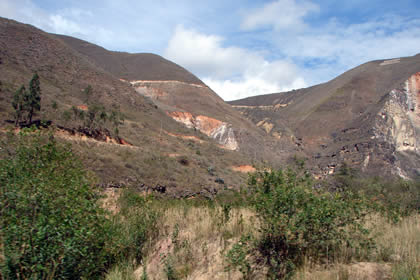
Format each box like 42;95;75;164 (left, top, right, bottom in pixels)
52;32;297;164
1;16;418;186
54;34;204;84
0;17;265;196
229;56;420;178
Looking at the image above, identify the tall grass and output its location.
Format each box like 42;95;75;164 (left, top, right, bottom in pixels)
139;202;257;280
294;214;420;280
375;215;420;280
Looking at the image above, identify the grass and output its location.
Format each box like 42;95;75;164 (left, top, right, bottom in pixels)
142;202;257;279
105;262;137;280
103;191;258;280
376;215;420;280
294;214;420;280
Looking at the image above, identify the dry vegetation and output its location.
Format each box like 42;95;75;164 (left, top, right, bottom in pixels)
294;214;420;280
103;188;420;280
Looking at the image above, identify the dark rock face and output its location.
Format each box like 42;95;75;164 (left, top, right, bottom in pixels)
214;178;225;184
99;177;221;199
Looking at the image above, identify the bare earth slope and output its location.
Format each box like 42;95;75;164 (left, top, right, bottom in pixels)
230;56;420;178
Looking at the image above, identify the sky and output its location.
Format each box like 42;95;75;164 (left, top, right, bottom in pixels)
1;0;420;101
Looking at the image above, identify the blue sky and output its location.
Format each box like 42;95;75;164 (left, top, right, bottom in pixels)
1;0;420;100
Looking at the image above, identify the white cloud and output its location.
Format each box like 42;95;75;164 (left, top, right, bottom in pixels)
204;76;306;101
241;2;420;85
241;0;319;31
49;14;84;34
0;0;115;48
165;25;306;101
165;25;253;79
276;15;420;84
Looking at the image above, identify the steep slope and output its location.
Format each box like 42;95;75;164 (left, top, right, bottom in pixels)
0;17;255;195
53;33;297;163
55;34;204;84
230;55;420;178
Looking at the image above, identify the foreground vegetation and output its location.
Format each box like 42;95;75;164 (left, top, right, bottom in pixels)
0;130;419;279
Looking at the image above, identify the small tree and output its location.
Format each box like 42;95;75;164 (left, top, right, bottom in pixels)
71;106;85;122
24;73;41;124
83;85;93;103
0;129;111;279
84;104;107;131
109;109;125;137
228;169;374;279
12;85;26;126
61;110;72;126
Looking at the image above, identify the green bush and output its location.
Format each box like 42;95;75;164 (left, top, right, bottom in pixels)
333;170;420;220
231;169;374;279
225;235;252;279
107;189;160;265
0;129;111;279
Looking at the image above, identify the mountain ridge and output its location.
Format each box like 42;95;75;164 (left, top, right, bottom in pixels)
53;34;205;85
1;16;419;182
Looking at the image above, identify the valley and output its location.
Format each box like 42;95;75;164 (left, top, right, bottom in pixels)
0;16;419;280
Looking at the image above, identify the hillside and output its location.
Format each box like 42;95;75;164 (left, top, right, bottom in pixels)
54;33;298;165
1;16;419;186
229;56;420;178
54;34;204;84
0;17;258;195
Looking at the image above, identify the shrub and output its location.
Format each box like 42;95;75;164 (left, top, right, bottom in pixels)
232;169;374;279
333;171;420;220
225;235;253;279
106;189;160;265
0;129;111;279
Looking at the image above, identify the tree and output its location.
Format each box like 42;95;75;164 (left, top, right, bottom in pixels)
109;109;125;136
12;85;26;126
83;85;93;103
84;104;107;131
24;73;41;124
0;129;111;279
61;109;72;126
71;105;85;123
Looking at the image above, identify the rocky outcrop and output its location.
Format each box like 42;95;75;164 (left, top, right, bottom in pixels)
167;111;195;129
231;165;256;173
302;72;420;179
231;103;289;110
56;125;132;146
374;73;419;152
406;72;420;117
256;118;275;134
76;105;88;111
166;111;239;150
130;80;205;100
368;72;420;177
